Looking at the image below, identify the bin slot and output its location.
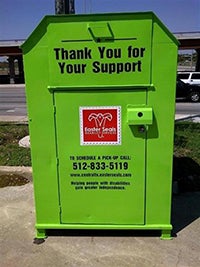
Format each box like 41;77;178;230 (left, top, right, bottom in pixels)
127;106;153;125
88;23;114;42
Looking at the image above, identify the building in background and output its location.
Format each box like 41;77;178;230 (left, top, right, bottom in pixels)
0;40;25;84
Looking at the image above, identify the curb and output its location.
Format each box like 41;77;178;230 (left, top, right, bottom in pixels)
175;114;200;122
0;166;32;182
0;84;25;88
0;116;28;124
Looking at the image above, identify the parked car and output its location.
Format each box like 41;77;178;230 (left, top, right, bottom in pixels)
177;72;200;86
176;79;200;102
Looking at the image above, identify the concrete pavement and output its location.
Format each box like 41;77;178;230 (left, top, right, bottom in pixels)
175;114;200;122
0;115;28;123
0;84;25;89
0;181;200;267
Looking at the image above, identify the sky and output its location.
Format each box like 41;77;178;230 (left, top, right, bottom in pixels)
0;0;199;40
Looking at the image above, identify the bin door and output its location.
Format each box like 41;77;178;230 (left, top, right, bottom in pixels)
54;89;147;225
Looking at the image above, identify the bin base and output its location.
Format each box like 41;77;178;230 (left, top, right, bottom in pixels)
36;228;47;239
161;230;172;240
35;223;172;240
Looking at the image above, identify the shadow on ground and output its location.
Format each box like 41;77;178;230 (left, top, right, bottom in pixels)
1;156;199;240
173;156;200;192
171;191;200;235
172;156;200;235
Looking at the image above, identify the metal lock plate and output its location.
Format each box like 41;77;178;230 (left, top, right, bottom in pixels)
127;106;153;125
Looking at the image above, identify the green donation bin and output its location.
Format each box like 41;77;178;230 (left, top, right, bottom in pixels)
22;12;179;240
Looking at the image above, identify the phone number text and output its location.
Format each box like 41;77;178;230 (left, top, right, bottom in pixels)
72;162;129;171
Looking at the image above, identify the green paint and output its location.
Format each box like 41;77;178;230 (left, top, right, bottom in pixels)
22;12;178;239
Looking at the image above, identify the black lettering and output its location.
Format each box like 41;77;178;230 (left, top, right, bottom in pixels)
58;63;87;74
98;47;121;59
55;47;92;60
84;47;92;59
92;61;101;73
133;48;140;57
106;48;113;58
73;64;87;73
54;48;60;60
108;63;115;74
128;46;132;58
66;64;73;74
114;48;121;58
92;61;142;74
61;48;69;60
127;46;146;58
69;50;77;59
124;62;132;72
76;49;84;59
58;62;65;74
137;60;142;71
116;63;123;74
101;63;108;73
74;64;81;73
81;64;87;73
107;48;121;58
98;46;105;59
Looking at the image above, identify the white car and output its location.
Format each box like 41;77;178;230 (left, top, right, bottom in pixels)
177;72;200;86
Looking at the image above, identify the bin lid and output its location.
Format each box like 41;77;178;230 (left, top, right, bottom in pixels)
22;12;179;53
22;12;179;87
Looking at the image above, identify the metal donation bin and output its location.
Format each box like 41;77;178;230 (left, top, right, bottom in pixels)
22;12;178;240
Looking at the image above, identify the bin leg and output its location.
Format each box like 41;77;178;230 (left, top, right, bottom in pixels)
33;229;47;244
36;228;47;239
161;230;172;240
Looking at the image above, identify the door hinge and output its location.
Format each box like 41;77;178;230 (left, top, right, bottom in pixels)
56;157;59;166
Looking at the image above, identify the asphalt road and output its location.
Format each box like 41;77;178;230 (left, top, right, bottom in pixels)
0;84;27;116
175;101;200;115
0;84;199;117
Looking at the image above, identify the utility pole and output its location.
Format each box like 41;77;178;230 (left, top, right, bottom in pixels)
55;0;75;14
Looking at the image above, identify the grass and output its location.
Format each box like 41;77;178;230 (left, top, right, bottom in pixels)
174;122;200;165
0;122;200;180
0;123;31;166
0;121;199;167
173;122;200;191
0;121;199;190
0;173;29;187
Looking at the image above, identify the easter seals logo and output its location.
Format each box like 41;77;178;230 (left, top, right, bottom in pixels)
80;106;121;145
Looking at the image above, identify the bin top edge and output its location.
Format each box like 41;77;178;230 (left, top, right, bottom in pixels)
21;11;179;52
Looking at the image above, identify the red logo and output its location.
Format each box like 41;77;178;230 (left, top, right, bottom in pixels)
80;107;121;145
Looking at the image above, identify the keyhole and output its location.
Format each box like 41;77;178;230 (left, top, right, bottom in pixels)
138;125;146;133
138;112;143;117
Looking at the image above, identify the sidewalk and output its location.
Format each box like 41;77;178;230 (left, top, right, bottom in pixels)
0;181;200;267
175;114;200;122
0;115;28;123
0;84;25;88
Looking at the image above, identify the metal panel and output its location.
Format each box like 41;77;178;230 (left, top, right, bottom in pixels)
55;89;147;224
